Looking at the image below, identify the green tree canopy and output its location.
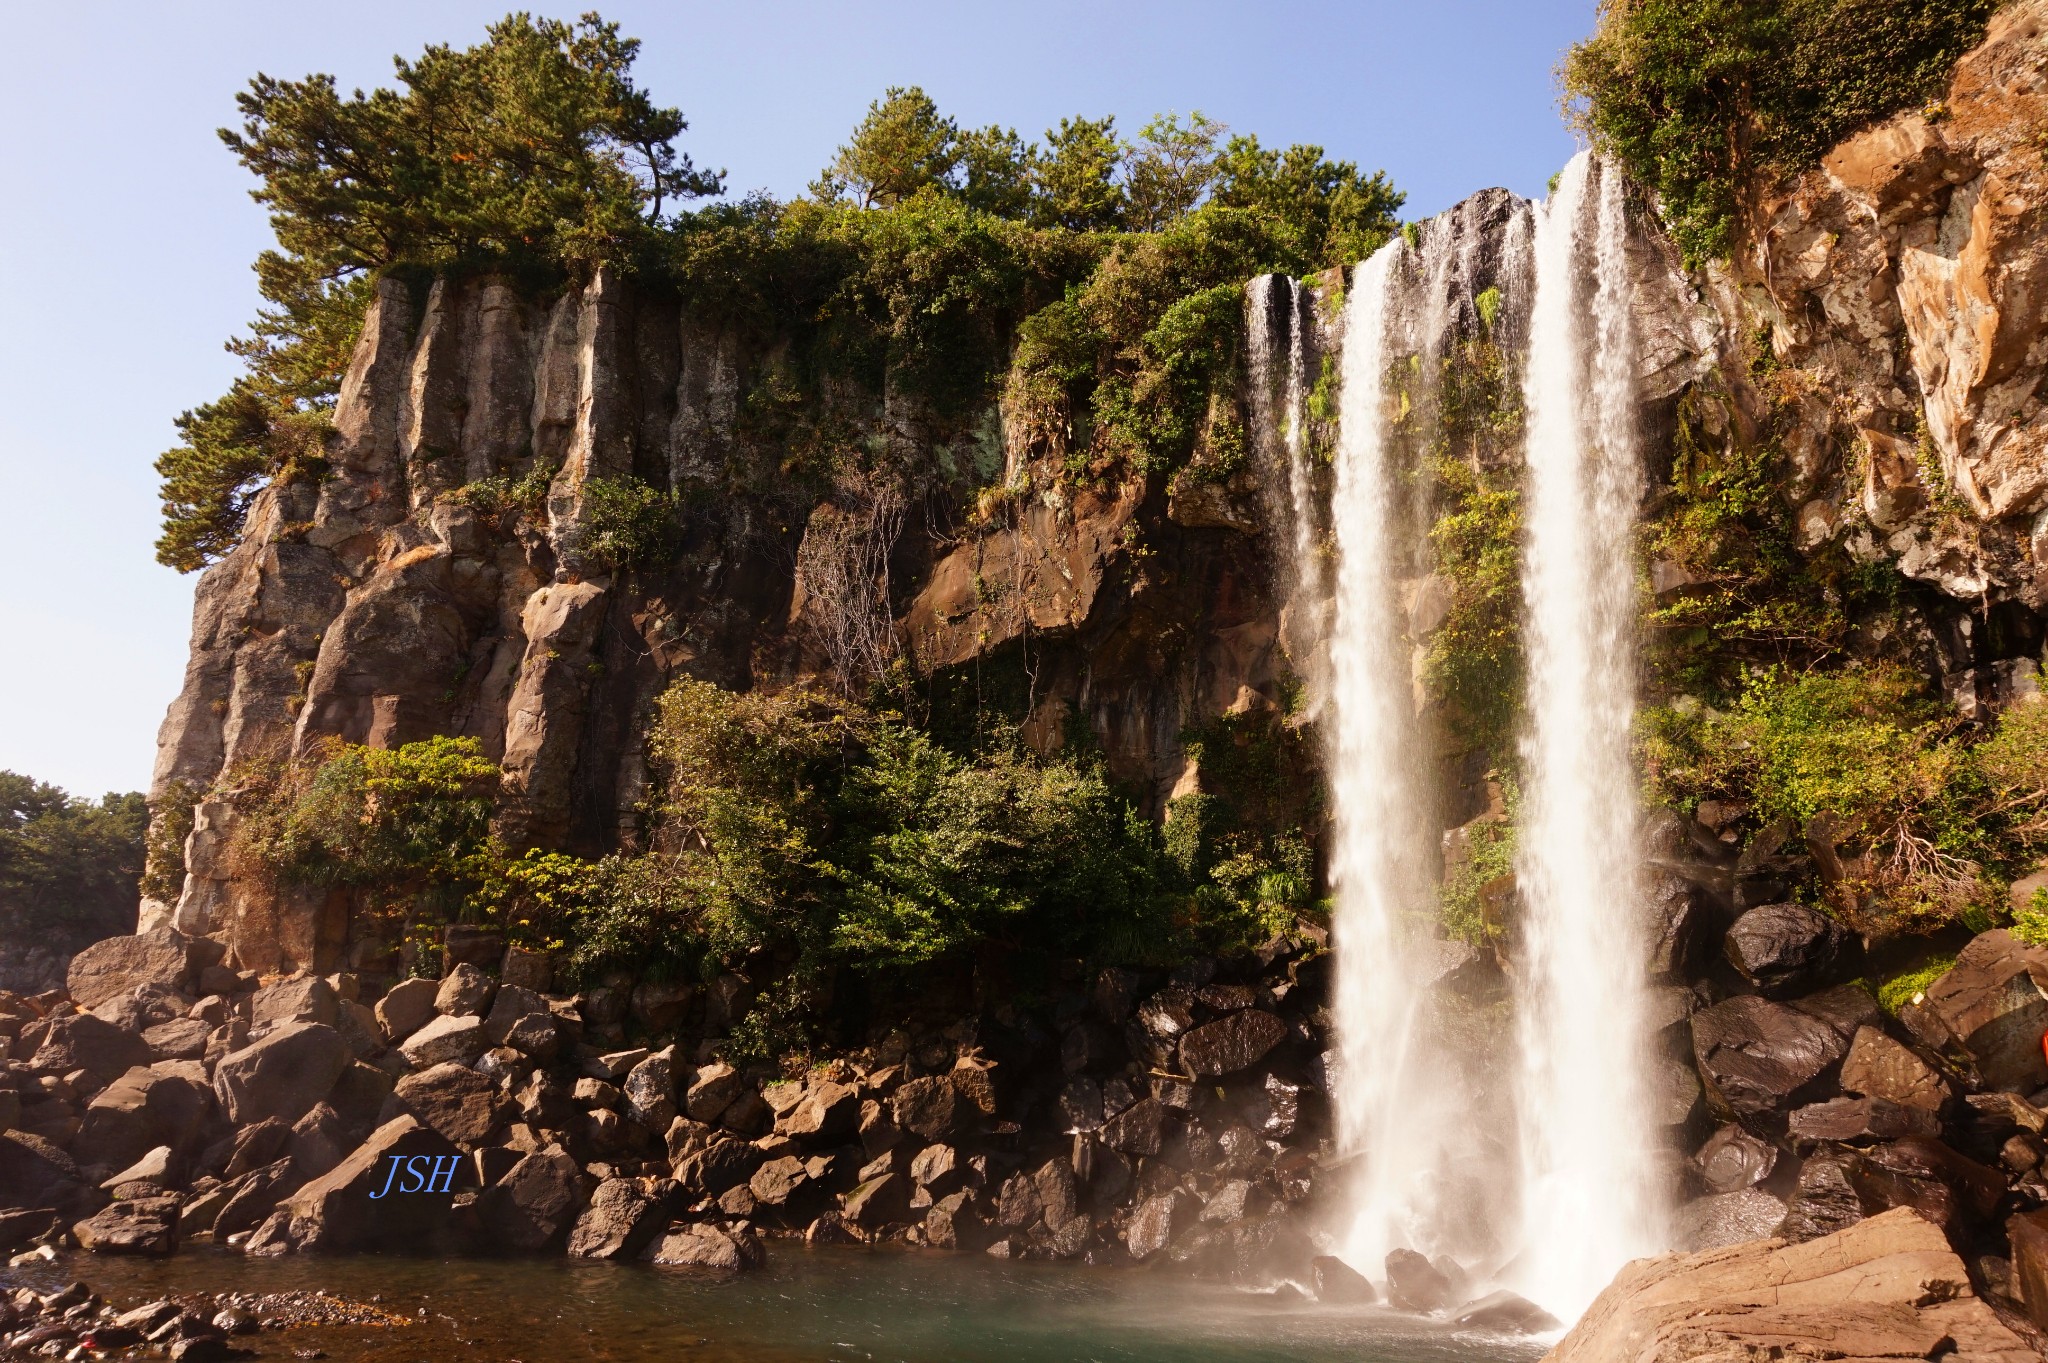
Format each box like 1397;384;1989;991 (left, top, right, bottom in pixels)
0;773;148;951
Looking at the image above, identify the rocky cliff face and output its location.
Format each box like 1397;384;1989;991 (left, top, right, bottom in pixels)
146;268;1285;973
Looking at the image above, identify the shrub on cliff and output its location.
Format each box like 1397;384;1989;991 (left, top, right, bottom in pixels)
1562;0;1999;264
1642;669;2048;933
0;773;147;951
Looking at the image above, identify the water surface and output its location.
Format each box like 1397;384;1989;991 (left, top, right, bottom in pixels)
5;1247;1549;1362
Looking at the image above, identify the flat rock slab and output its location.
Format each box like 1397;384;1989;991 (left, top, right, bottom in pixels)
1547;1207;2036;1363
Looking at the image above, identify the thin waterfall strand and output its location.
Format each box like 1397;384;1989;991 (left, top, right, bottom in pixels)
1327;239;1455;1271
1511;150;1667;1319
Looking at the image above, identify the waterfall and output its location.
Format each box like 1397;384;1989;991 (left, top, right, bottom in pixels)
1509;150;1666;1317
1246;275;1328;716
1322;239;1469;1274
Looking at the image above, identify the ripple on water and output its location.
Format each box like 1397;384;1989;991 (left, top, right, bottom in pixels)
3;1247;1548;1363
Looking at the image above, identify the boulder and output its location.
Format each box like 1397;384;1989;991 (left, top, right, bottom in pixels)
1692;1124;1778;1193
66;935;189;1011
0;1131;100;1219
399;1014;488;1069
779;1080;859;1141
621;1049;678;1132
288;1103;348;1179
1549;1207;2034;1363
480;1145;581;1252
142;1018;212;1063
996;1171;1040;1228
842;1172;910;1228
375;978;438;1042
1689;996;1850;1123
2009;1208;2048;1331
684;1063;745;1124
442;926;504;969
567;1177;676;1260
73;1196;178;1255
1056;1077;1103;1132
29;1014;152;1085
1778;1150;1868;1242
1723;902;1848;996
1310;1255;1376;1303
1100;1097;1169;1157
244;1116;461;1255
501;947;552;994
1787;983;1884;1041
1453;1291;1561;1333
908;1143;961;1195
748;1155;811;1206
392;1063;504;1146
1839;1026;1950;1113
1673;1188;1789;1251
207;1157;300;1239
675;1138;762;1197
1921;930;2048;1092
890;1077;962;1142
1643;870;1719;977
923;1189;980;1250
1125;1189;1192;1260
250;975;338;1031
1178;1010;1288;1077
1385;1248;1455;1312
630;979;694;1032
212;1023;349;1126
100;1145;173;1189
434;963;496;1018
645;1222;762;1271
1787;1096;1941;1144
72;1063;215;1170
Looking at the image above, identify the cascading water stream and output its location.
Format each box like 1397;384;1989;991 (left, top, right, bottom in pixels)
1509;150;1667;1318
1322;239;1469;1275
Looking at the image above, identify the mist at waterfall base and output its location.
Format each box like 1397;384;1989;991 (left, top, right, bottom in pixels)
1262;150;1666;1326
3;1246;1545;1363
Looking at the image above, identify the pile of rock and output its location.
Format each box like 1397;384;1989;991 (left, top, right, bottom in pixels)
0;1279;251;1361
0;926;1356;1284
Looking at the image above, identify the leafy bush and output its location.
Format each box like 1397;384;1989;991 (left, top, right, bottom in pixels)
568;476;677;572
0;774;148;950
1562;0;1999;264
1639;669;2048;932
234;736;498;913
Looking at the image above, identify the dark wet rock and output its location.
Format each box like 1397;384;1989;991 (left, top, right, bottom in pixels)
1311;1254;1376;1303
1385;1247;1455;1312
1255;1074;1301;1139
1787;1096;1942;1145
398;1014;488;1069
995;1171;1040;1229
1178;1010;1288;1077
1042;1211;1092;1259
392;1062;504;1147
210;1158;301;1239
1777;1151;1867;1242
1921;930;2048;1091
567;1177;676;1260
1199;1179;1263;1225
1093;969;1141;1024
908;1143;961;1195
480;1145;581;1252
30;1014;152;1086
1690;996;1850;1123
646;1222;763;1271
1693;1123;1779;1193
1454;1291;1562;1333
630;979;694;1032
0;1208;57;1251
1724;903;1848;996
1034;1158;1079;1229
1100;1098;1169;1157
891;1077;962;1142
1786;984;1884;1041
1643;871;1718;978
245;1115;460;1255
1673;1188;1789;1251
923;1189;981;1250
1061;1022;1120;1075
1056;1077;1102;1132
1838;1027;1950;1113
213;1022;349;1126
1858;1135;2005;1231
1196;984;1259;1013
66;935;190;1011
842;1172;910;1228
73;1196;178;1255
2009;1209;2048;1330
1125;1189;1192;1260
1137;988;1197;1040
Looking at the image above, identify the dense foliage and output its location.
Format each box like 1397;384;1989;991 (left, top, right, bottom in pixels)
1643;669;2048;934
157;18;1403;570
0;773;148;951
1561;0;2000;263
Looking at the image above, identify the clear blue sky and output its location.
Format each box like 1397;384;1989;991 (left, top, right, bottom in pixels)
0;0;1591;798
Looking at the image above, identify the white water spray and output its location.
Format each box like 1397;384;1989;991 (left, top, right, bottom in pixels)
1323;240;1466;1273
1510;151;1667;1317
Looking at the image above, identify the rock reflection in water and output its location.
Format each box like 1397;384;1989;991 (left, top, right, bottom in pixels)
3;1247;1546;1363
